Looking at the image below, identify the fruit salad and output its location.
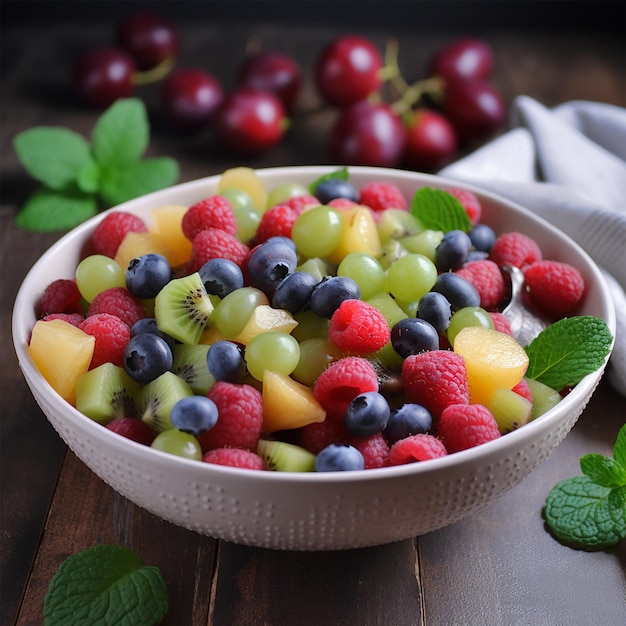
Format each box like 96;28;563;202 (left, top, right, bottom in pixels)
28;167;612;472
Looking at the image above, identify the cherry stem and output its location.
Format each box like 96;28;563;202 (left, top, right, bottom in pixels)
131;56;176;86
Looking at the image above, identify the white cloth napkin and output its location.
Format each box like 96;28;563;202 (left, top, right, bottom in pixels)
439;96;626;396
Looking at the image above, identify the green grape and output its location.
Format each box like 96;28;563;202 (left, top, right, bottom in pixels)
396;299;419;317
219;187;254;211
291;337;342;386
291;206;343;259
266;182;310;209
400;230;444;263
337;252;385;300
297;257;335;281
245;331;301;381
384;253;437;302
219;187;261;243
447;306;494;346
75;254;126;303
366;292;407;328
151;429;202;460
212;287;269;339
291;309;330;342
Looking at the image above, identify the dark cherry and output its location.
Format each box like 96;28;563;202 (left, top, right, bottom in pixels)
117;11;180;70
442;79;505;142
429;38;494;83
212;88;287;156
328;101;405;167
161;68;223;130
315;35;383;108
402;109;458;172
72;47;136;108
237;52;302;111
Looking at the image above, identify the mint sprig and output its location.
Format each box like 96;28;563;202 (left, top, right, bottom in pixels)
410;187;472;232
524;316;613;390
13;98;179;232
43;544;168;626
543;425;626;550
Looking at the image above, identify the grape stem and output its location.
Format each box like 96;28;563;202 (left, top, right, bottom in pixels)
131;56;176;86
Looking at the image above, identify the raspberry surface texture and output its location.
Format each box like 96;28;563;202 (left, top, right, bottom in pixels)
350;432;390;469
188;228;250;272
39;279;82;316
328;299;391;354
202;447;266;470
87;287;147;328
359;181;407;212
488;231;542;269
42;312;86;327
254;204;300;243
298;419;350;455
388;433;448;465
91;211;148;258
455;259;508;311
438;403;501;452
181;195;238;240
79;312;131;368
489;312;513;336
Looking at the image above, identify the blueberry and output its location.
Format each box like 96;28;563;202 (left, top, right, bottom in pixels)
247;239;298;297
170;395;218;435
130;317;176;349
313;178;359;204
344;391;391;437
469;223;497;253
310;275;360;318
199;258;244;298
125;253;171;299
384;404;433;444
391;318;440;358
431;272;480;311
315;444;365;472
123;333;173;383
417;292;451;334
435;229;472;272
206;340;246;382
272;271;319;314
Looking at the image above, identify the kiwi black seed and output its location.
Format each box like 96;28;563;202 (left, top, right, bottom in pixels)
257;439;317;472
138;371;194;432
171;343;216;395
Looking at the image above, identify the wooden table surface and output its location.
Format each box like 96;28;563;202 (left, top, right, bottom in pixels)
2;11;625;626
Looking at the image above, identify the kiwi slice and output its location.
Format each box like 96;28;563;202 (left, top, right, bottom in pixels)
257;439;317;472
486;387;533;434
138;371;194;432
171;343;216;395
525;377;562;419
76;363;140;424
154;272;214;344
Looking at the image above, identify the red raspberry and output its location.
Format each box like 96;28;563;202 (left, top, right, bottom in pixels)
446;187;482;225
42;313;85;327
275;194;320;213
106;417;157;446
350;432;390;469
38;279;82;316
80;313;131;368
512;378;533;404
489;312;513;336
359;181;407;213
388;434;448;465
455;259;508;311
402;350;469;419
327;197;360;211
87;287;146;328
181;195;238;241
298;419;350;455
202;448;266;470
523;260;586;318
188;228;250;272
198;382;263;450
489;231;542;269
438;403;501;453
328;299;390;354
91;211;148;258
254;204;299;243
313;356;379;421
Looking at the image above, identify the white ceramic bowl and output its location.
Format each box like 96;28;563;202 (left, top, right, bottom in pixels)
13;166;615;551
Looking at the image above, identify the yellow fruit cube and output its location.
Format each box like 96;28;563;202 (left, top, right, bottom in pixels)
114;231;177;271
453;326;529;405
262;370;326;432
326;206;382;264
149;204;193;268
29;319;95;405
234;305;298;345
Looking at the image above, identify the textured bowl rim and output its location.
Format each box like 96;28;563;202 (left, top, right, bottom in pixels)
12;165;617;487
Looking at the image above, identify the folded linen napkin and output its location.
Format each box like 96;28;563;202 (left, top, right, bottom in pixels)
439;96;626;396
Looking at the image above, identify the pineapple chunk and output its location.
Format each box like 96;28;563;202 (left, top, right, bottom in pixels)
114;231;177;271
149;204;192;268
217;166;268;212
29;319;95;405
326;206;382;264
234;305;298;345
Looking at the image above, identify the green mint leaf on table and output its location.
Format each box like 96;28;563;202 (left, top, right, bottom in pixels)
543;425;626;550
13;127;92;190
43;544;168;626
524;316;613;390
308;166;350;194
410;187;472;232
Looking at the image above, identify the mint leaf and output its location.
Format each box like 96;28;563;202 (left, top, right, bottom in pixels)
524;316;613;390
543;475;626;549
580;453;626;488
13;127;91;190
410;187;472;232
308;167;349;195
44;544;168;626
92;98;149;167
15;186;98;232
614;422;626;470
76;157;102;194
99;157;179;207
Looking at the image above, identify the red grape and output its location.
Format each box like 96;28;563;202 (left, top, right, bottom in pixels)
403;109;458;171
429;38;494;83
237;52;301;111
213;88;287;156
161;68;223;130
117;12;180;71
328;101;405;167
315;35;383;108
72;47;136;108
